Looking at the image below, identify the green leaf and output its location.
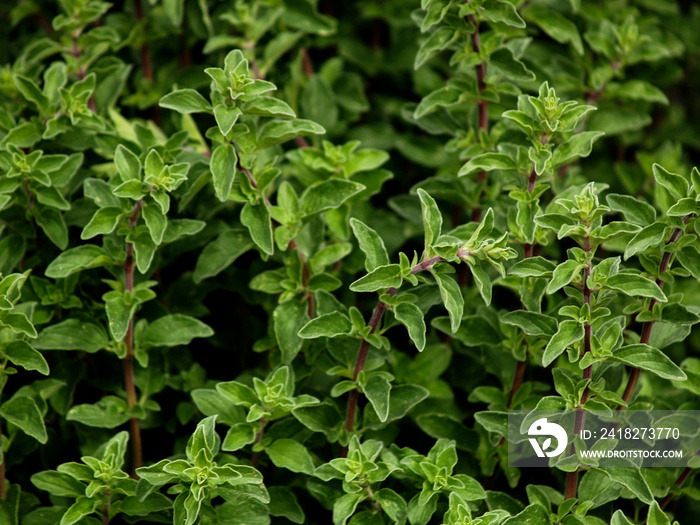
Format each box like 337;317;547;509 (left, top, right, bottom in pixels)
611;510;635;525
434;272;463;332
364;385;429;429
81;207;123;239
114;144;141;181
293;402;343;441
546;260;582;294
363;374;391;422
333;493;364;525
194;229;253;282
667;198;698;217
414;86;461;119
349;264;402;293
481;0;526;27
624;222;667;260
550;131;605;168
605;274;666;302
525;5;583;54
470;264;492;306
394;302;426;351
67;396;130;428
142;314;213;348
349;218;389;272
104;293;134;342
417;188;442;248
45;245;113;278
210;143;237;202
244;97;296;119
241;201;274;255
61;497;96;525
646;501;671;525
432;316;502;346
605;194;657;226
652;163;689;200
34;319;108;353
14;74;50;112
298;312;352;338
502;504;550;525
31;471;86;498
1;396;47;443
607;80;669;105
217;381;258;407
274;299;309;363
301;75;338;130
222;423;257;451
542;320;584;367
214;105;242;136
266;439;315;475
599;467;653;504
677;245;700;278
5;340;49;374
459;153;517;177
255;119;325;151
508;256;555;277
160;89;211;114
489;48;536;82
268;486;305;524
34;207;68;249
300;179;365;217
2;312;37;338
501;311;557;336
192;389;244;427
474;411;508;436
611;344;686;380
142;204;167;244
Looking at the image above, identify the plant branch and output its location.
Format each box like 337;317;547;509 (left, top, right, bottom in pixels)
659;466;693;511
133;0;153;83
250;418;267;468
466;12;488;222
619;214;692;407
340;256;444;457
237;151;315;317
124;200;143;476
564;235;592;501
0;396;4;500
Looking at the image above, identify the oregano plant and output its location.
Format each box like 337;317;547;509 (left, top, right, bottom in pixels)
0;1;699;525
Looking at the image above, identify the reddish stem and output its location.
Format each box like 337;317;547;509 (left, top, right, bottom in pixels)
466;13;488;216
133;0;154;83
301;48;314;77
0;415;5;499
564;238;592;500
250;418;267;468
124;200;143;475
340;256;444;456
659;466;693;510
619;215;692;407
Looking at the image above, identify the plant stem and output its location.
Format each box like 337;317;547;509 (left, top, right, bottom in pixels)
133;0;154;83
564;236;592;501
466;11;488;222
659;466;693;510
124;200;143;476
251;418;267;468
340;256;444;456
237;150;315;317
0;412;5;500
102;491;111;525
619;214;692;407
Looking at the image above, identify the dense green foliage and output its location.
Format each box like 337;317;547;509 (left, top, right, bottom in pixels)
0;0;699;524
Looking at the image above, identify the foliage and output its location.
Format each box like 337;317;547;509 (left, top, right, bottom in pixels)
0;0;699;524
